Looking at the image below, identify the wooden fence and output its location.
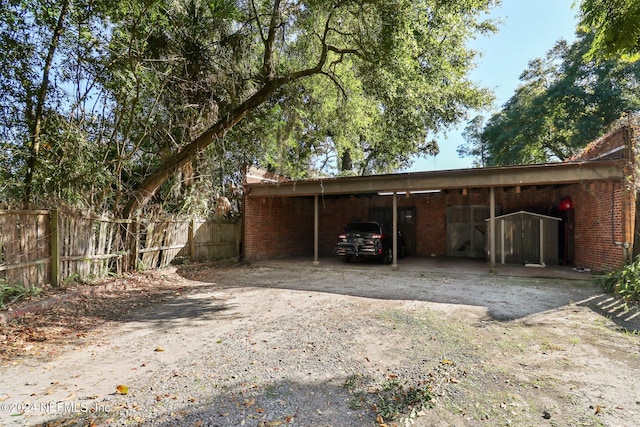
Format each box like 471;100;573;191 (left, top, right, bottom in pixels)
0;210;241;289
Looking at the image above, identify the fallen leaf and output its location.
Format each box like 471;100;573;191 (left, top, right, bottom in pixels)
154;346;165;352
595;405;601;414
116;384;129;395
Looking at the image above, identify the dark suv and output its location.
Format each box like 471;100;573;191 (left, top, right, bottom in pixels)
334;220;405;264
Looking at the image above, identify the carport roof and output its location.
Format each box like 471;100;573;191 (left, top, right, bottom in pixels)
245;159;627;197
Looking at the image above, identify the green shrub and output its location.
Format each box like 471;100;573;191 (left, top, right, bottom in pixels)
0;279;41;308
596;256;640;303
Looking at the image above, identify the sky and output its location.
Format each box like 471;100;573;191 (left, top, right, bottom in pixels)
404;0;580;172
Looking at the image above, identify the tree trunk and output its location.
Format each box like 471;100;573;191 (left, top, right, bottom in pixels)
122;80;279;219
341;149;353;172
122;0;330;218
23;0;71;205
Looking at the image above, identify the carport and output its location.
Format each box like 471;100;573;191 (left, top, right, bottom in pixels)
243;159;632;271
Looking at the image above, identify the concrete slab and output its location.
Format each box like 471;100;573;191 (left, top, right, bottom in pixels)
252;255;595;281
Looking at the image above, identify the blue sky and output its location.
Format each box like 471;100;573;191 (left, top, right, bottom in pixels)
404;0;580;172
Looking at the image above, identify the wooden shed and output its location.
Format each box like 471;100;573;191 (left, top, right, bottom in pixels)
489;211;561;265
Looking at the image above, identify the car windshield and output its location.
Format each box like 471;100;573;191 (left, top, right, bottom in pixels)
345;222;380;233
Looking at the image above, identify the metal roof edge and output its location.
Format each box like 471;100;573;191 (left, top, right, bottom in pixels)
485;211;562;221
245;159;628;197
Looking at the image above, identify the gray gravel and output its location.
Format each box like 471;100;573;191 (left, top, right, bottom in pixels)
2;261;639;427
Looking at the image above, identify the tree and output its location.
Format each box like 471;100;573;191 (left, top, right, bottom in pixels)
577;0;640;61
0;0;252;213
457;115;488;167
1;0;73;204
473;31;640;166
0;0;143;210
120;0;497;218
21;0;72;204
1;0;498;216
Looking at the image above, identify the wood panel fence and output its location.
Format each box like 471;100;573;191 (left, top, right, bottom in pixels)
0;210;241;290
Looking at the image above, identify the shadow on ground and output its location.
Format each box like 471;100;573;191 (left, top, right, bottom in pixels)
125;293;238;326
578;293;640;332
176;256;640;331
36;374;460;427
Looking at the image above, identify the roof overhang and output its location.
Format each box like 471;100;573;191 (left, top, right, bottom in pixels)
245;160;627;198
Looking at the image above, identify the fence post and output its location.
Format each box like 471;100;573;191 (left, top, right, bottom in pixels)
50;209;61;287
130;217;140;272
189;219;196;261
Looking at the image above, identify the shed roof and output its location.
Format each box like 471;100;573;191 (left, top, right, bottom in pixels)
245;159;626;197
488;211;562;222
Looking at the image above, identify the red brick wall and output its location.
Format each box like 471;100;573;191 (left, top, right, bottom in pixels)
413;193;446;256
243;196;315;260
569;181;630;271
565;123;636;270
244;188;563;259
243;180;633;271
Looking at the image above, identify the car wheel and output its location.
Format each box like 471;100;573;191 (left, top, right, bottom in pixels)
399;244;406;259
383;248;393;264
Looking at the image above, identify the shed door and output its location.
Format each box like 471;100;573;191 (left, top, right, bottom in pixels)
498;214;560;265
446;206;491;258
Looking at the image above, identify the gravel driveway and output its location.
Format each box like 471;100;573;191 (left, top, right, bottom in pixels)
1;258;639;426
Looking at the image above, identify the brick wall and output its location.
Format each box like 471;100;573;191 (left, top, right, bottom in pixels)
244;180;633;271
245;187;575;260
565;121;636;270
569;180;631;270
243;196;314;260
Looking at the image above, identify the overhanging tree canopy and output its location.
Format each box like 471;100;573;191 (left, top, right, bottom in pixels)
121;0;498;218
463;31;640;166
577;0;640;61
1;0;498;217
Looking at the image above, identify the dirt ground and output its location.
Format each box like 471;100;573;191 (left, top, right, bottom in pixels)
1;257;640;426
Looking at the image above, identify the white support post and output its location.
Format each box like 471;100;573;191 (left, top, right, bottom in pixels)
539;219;544;265
313;195;319;266
490;187;496;268
500;219;505;265
392;192;399;271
